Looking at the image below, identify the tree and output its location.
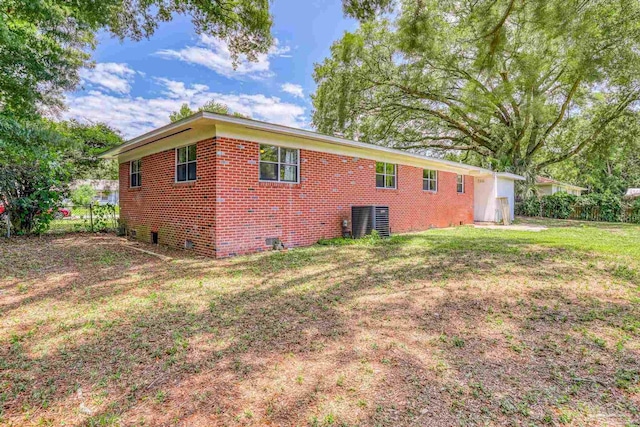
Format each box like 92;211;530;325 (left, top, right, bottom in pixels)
0;116;70;234
1;0;272;233
70;184;96;207
313;0;640;181
169;100;250;122
58;121;123;180
1;0;273;118
547;111;640;195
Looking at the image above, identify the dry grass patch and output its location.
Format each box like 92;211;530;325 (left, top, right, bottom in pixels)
1;222;639;426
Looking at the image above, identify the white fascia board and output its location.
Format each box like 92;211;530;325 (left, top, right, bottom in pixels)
495;172;526;181
99;112;210;159
206;113;495;175
102;112;515;177
117;127;215;163
214;123;488;176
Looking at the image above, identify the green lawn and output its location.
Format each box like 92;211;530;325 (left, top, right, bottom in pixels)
1;220;639;426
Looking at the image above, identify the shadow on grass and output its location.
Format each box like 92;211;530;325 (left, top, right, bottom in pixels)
0;230;639;425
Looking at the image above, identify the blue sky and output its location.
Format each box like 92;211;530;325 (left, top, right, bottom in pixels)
64;0;357;139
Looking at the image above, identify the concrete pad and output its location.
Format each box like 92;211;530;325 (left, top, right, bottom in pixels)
473;223;547;232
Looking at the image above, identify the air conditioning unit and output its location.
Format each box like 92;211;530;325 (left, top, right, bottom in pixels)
351;206;390;238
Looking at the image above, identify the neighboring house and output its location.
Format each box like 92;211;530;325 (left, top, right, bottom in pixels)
100;112;524;258
70;179;120;205
624;188;640;199
535;177;585;196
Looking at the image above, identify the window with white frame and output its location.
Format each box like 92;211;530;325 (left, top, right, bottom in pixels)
423;169;437;192
176;144;197;182
130;159;141;187
376;162;396;189
457;174;465;193
259;144;299;182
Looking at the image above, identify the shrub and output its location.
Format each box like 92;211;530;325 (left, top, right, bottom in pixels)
92;203;117;232
516;196;541;217
596;192;623;222
627;198;640;224
540;192;577;219
516;190;631;223
0;164;66;235
70;184;95;206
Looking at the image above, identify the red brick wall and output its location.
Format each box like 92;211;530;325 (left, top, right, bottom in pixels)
118;138;217;255
213;137;473;257
119;136;474;258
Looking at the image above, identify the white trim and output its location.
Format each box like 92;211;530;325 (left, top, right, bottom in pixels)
376;162;397;189
457;174;465;194
496;172;526;181
99;112;525;181
175;144;197;183
129;159;141;188
423;169;438;192
258;144;301;184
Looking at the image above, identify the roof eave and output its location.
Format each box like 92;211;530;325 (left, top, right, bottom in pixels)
98;112;523;179
99;112;208;159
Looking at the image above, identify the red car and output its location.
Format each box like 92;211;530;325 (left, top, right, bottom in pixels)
51;207;72;219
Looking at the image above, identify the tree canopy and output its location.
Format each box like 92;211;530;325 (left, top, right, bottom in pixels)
314;0;640;180
0;0;272;234
548;111;640;195
169;100;250;122
1;0;273;118
57;121;123;180
0;115;70;233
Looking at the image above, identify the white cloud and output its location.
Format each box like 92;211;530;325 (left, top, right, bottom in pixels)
64;78;307;138
155;35;291;80
79;63;137;94
281;83;304;98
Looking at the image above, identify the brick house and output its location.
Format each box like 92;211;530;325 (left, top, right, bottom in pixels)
101;112;523;258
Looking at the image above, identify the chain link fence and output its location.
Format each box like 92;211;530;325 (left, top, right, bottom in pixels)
46;203;120;234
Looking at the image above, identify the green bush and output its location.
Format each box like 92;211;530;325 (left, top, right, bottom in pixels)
70;184;95;206
516;191;633;223
628;198;640;224
92;203;117;231
540;192;577;219
516;196;541;217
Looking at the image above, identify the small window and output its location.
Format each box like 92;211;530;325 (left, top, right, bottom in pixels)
376;162;396;189
457;174;465;193
130;160;141;187
259;144;299;183
423;169;437;192
176;144;197;182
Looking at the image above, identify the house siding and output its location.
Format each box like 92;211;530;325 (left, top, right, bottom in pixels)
119;136;474;258
118;138;217;253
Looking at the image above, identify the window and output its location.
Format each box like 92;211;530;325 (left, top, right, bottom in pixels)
423;169;437;192
376;162;396;189
130;160;141;187
259;144;299;183
176;144;197;182
457;174;465;193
